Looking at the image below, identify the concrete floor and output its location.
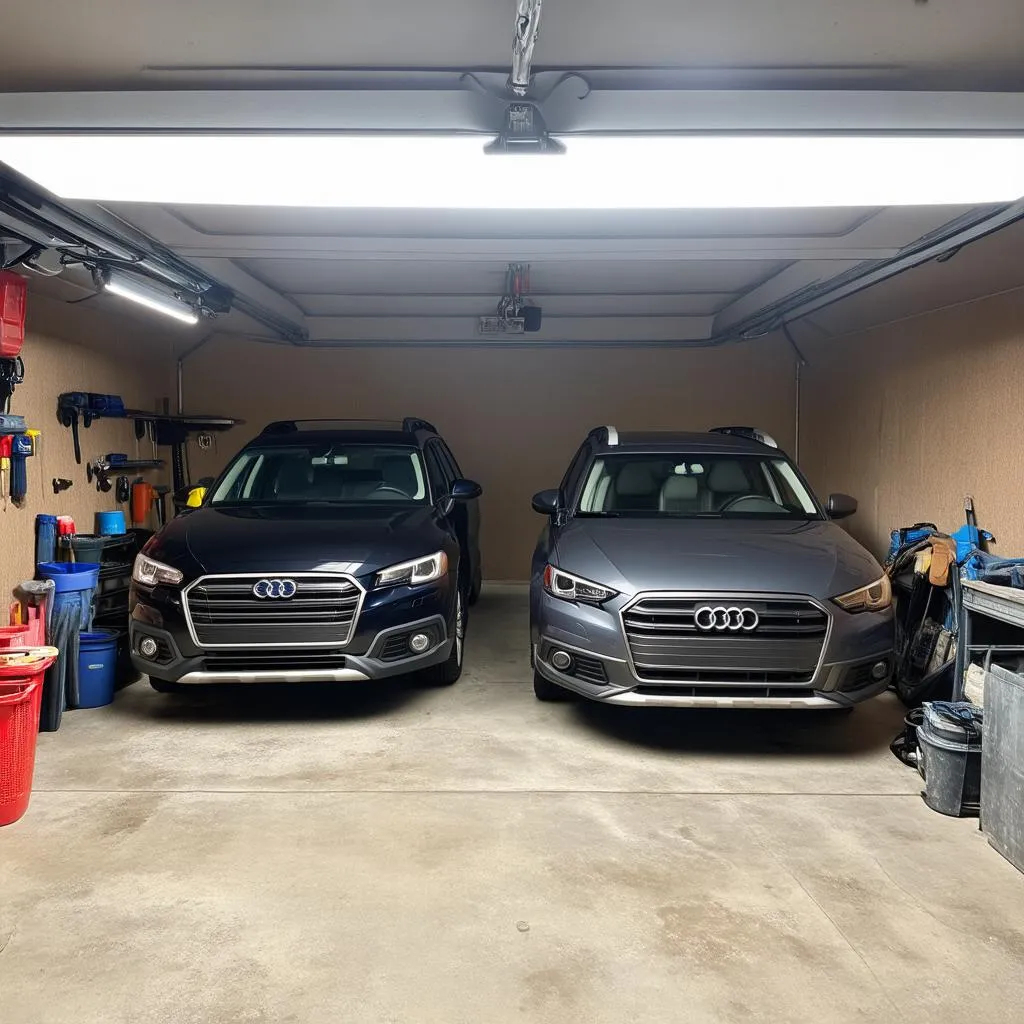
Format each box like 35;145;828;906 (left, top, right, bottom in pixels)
4;586;1023;1023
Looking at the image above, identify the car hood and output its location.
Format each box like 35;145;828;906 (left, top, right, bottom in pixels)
553;517;882;599
146;504;446;578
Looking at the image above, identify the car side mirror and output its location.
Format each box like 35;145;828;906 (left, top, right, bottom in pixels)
532;489;560;515
828;493;858;519
450;478;482;501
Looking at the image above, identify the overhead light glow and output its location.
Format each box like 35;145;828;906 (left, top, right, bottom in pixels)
103;271;199;325
2;135;1024;209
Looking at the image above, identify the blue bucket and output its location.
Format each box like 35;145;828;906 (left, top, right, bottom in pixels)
76;631;118;708
96;510;127;536
37;561;100;593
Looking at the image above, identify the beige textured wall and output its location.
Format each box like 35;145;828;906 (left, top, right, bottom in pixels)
800;287;1024;559
0;297;173;602
183;337;797;579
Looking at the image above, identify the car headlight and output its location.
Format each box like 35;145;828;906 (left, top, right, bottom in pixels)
375;551;448;589
832;574;892;613
543;565;618;605
132;553;184;587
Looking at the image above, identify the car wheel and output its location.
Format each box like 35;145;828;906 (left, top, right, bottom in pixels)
149;678;186;694
421;590;465;686
533;669;571;702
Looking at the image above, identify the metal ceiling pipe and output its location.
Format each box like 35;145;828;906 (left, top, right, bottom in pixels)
510;0;544;96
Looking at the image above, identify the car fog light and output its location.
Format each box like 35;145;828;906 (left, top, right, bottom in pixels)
139;637;159;659
550;650;573;672
871;660;889;681
409;633;431;654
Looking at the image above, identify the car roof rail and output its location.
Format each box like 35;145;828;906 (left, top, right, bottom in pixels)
709;425;779;449
259;418;405;435
586;425;619;446
401;417;438;434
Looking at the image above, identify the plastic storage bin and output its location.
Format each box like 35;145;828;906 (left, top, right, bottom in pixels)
982;665;1024;874
0;651;56;826
0;626;29;649
76;631;118;708
919;701;984;817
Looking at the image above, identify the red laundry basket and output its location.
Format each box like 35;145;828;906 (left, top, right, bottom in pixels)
0;654;54;826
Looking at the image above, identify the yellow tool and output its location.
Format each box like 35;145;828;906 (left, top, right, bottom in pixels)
26;428;41;497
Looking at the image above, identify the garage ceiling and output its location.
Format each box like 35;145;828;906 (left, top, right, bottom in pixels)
2;0;1023;91
2;0;1023;351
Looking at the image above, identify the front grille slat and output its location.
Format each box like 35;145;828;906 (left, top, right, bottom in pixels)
623;595;828;687
187;575;361;647
204;649;348;672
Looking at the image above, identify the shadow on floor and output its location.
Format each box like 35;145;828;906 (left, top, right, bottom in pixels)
112;677;429;725
569;694;908;758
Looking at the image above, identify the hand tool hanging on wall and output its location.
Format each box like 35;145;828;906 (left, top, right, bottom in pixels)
153;484;170;527
57;392;127;464
115;475;130;504
52;478;73;495
86;459;113;493
0;356;24;414
57;392;90;464
0;435;10;507
10;432;33;504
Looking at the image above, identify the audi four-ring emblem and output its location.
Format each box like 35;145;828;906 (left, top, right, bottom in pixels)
252;578;298;600
694;605;759;631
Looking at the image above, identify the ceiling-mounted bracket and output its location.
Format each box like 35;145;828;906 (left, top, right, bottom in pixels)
483;102;565;154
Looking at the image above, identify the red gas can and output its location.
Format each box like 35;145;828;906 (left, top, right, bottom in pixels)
0;270;28;359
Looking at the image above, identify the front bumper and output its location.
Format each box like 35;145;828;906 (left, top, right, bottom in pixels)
531;588;894;709
130;573;456;684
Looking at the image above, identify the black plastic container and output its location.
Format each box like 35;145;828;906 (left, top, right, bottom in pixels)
919;702;983;817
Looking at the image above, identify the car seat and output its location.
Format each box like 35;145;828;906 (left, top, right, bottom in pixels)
275;458;313;499
611;462;660;510
659;474;701;513
378;455;419;497
703;461;750;511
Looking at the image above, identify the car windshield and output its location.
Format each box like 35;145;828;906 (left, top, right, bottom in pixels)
209;444;430;506
576;453;822;519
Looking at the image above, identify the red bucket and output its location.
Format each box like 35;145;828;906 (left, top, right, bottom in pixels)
0;654;54;826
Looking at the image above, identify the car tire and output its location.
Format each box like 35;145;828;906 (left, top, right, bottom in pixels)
468;564;482;606
149;678;186;694
533;669;571;702
420;590;466;686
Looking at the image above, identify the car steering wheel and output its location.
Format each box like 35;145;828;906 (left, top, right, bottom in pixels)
718;494;781;512
370;484;411;498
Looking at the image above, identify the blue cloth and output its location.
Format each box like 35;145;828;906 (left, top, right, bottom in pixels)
951;524;994;564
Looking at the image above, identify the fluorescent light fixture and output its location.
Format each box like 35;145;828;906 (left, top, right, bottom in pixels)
2;135;1024;209
103;271;199;325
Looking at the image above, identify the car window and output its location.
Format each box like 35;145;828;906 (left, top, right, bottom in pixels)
437;441;463;481
576;453;821;519
559;444;591;505
209;444;428;505
423;442;451;499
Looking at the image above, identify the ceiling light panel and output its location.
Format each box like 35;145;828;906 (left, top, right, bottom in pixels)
2;135;1023;209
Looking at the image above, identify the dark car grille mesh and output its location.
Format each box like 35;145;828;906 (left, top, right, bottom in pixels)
186;575;361;647
203;649;349;672
623;595;828;686
571;652;609;685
